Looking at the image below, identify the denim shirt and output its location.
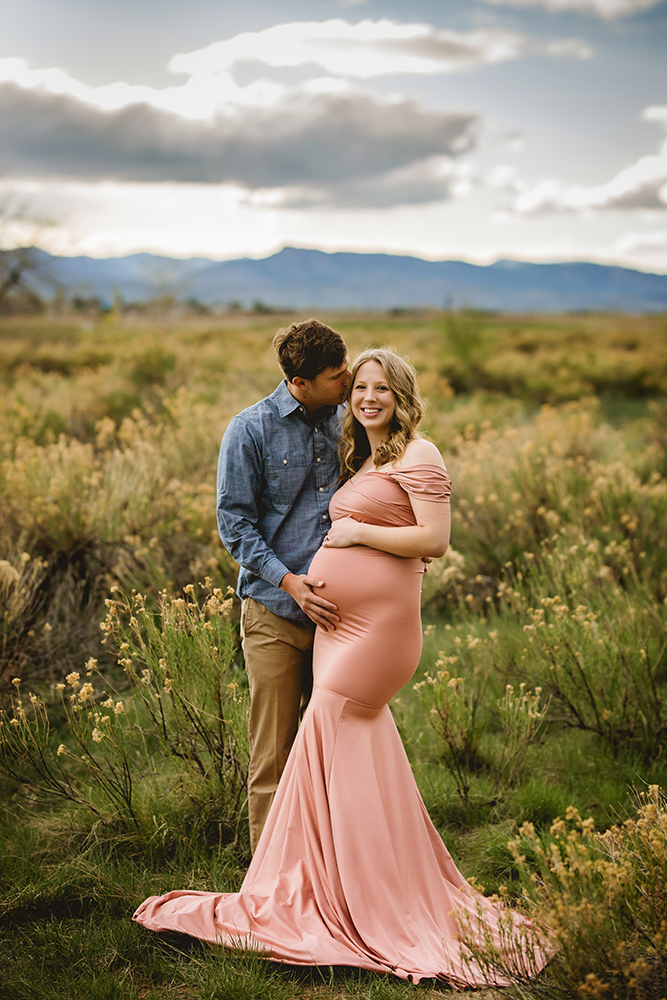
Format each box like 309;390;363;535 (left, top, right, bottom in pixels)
217;380;342;621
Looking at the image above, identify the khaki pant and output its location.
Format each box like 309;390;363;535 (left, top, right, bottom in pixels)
240;597;315;853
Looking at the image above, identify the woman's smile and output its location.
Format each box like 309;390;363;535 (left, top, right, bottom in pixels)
351;360;396;438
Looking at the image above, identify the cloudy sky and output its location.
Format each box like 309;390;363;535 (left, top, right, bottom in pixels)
1;0;666;270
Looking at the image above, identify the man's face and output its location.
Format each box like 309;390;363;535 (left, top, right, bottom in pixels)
300;358;352;411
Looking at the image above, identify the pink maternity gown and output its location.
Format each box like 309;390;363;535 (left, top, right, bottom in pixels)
133;465;549;987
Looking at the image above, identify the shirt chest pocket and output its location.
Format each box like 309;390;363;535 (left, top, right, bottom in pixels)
264;454;310;506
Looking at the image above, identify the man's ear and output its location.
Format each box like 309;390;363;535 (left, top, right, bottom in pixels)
291;375;307;392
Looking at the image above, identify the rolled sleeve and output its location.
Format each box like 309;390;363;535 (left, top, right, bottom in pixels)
261;553;292;590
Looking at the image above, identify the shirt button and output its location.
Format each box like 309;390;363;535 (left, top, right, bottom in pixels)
322;514;328;520
283;459;287;465
319;487;324;492
316;458;321;462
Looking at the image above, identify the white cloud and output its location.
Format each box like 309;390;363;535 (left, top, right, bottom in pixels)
541;38;594;58
506;131;525;152
264;155;476;209
6;173;666;271
486;163;522;188
615;229;667;256
0;80;477;202
4;18;522;211
0;178;280;260
484;0;662;18
642;105;667;128
171;19;592;82
513;137;667;213
0;19;592;128
0;56;280;120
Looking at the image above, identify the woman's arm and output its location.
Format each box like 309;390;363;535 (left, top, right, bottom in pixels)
323;439;451;559
322;499;450;558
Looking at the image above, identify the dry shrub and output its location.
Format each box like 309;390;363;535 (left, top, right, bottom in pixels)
0;387;238;689
419;527;666;770
426;399;667;603
0;581;249;844
497;539;666;759
457;787;667;999
1;313;665;703
0;548;48;692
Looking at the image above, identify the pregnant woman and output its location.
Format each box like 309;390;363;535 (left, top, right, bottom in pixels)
134;349;549;987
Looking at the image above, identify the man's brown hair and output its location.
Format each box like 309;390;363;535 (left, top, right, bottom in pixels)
272;319;347;381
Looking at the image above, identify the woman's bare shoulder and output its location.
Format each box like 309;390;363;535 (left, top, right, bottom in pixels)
396;438;446;470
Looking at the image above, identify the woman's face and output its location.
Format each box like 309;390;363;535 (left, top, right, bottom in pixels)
350;360;396;438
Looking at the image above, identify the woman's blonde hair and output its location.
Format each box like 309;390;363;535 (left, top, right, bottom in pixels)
340;348;426;480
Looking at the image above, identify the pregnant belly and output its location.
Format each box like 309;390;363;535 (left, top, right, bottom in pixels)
308;545;424;708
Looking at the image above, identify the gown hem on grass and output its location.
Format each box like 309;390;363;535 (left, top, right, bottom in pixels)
133;465;549;988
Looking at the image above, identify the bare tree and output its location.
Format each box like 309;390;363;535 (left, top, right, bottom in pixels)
0;195;55;313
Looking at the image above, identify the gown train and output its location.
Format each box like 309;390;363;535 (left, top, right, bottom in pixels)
133;465;549;987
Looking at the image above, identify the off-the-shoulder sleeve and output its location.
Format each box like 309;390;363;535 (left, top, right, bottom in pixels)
382;464;451;502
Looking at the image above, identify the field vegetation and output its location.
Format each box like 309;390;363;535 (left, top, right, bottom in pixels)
1;307;666;999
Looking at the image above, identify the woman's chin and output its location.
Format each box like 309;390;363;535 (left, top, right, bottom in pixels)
356;416;390;434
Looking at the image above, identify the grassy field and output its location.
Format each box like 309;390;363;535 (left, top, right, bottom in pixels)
1;308;666;999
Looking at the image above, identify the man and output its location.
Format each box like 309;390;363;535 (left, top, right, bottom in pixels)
217;318;351;852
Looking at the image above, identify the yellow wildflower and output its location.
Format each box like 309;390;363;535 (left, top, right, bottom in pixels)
78;682;95;702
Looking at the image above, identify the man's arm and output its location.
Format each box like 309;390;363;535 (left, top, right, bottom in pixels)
217;416;339;629
217;415;290;588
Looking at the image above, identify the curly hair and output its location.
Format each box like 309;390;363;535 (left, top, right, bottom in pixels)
272;318;347;381
340;348;426;481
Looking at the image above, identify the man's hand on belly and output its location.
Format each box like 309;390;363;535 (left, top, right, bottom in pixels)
280;572;340;631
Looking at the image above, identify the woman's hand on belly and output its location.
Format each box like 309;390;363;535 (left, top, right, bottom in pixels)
325;508;449;560
322;516;364;548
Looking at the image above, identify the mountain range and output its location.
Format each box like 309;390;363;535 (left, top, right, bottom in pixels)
32;246;667;313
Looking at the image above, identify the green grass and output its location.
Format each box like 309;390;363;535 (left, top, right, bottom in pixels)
1;309;666;998
0;804;461;1000
3;638;665;999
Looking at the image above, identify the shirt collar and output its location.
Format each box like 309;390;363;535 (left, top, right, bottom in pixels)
274;379;337;425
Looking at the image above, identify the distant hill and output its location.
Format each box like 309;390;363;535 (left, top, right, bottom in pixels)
31;246;667;313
